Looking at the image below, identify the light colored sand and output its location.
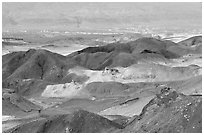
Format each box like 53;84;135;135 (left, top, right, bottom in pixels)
2;122;20;132
2;115;16;121
41;63;201;98
2;115;19;132
41;82;83;98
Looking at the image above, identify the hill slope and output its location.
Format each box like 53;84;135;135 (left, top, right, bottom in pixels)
5;110;123;133
119;87;202;133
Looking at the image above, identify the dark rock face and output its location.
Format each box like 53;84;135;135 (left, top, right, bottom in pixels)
121;87;202;133
2;49;36;80
141;49;159;54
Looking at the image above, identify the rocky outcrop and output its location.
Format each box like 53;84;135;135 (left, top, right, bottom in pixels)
121;87;202;133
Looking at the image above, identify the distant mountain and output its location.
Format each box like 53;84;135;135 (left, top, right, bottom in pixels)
178;36;202;47
68;37;203;69
168;36;202;55
67;37;181;70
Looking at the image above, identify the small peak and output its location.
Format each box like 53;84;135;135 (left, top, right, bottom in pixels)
156;87;179;106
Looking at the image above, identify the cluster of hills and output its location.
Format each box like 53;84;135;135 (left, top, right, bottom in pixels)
2;36;202;133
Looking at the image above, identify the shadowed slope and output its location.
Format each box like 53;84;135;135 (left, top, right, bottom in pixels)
5;110;123;133
2;88;41;117
67;37;181;69
3;49;77;83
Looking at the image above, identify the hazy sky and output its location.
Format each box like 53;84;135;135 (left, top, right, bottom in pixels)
2;2;202;31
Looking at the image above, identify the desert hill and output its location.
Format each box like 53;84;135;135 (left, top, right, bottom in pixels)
167;36;202;55
2;49;79;97
178;36;202;47
2;88;41;117
119;87;202;133
5;110;123;133
67;37;181;69
68;37;202;69
3;37;201;83
4;88;201;133
3;49;77;83
2;36;202;133
2;36;202;99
